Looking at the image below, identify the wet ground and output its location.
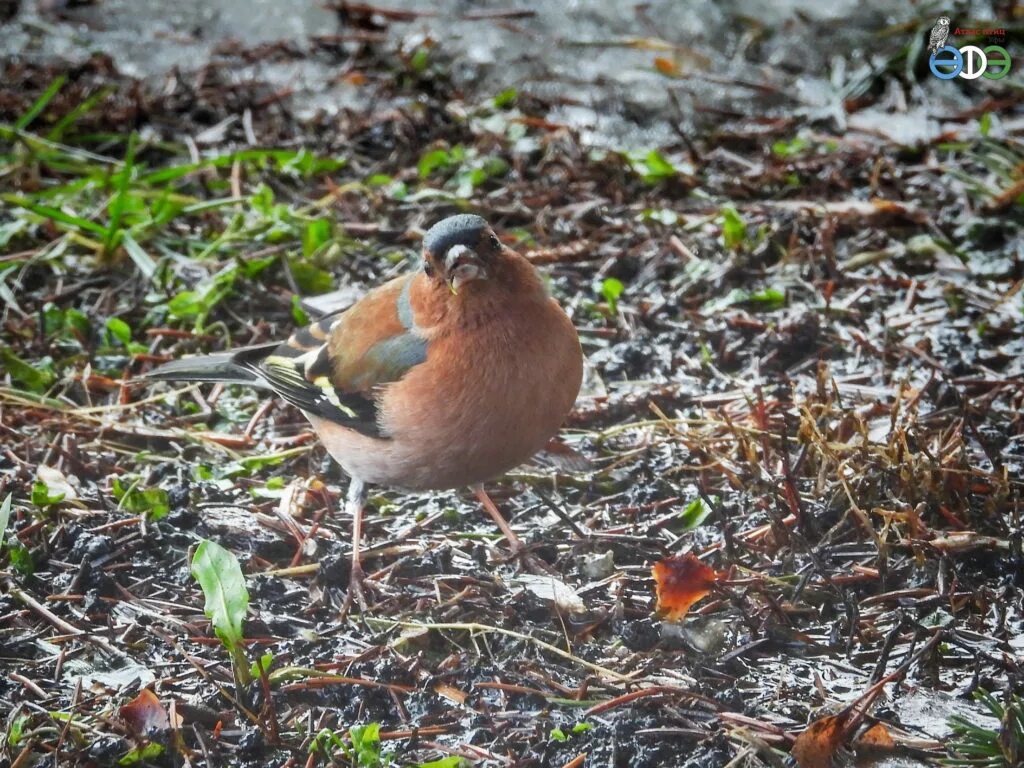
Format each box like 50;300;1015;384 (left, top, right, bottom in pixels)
1;1;1023;767
4;0;1006;146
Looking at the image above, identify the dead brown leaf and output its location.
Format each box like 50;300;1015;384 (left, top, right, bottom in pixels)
791;714;844;768
119;688;170;737
652;553;719;621
856;722;896;749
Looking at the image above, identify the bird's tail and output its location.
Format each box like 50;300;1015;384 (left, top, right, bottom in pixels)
144;353;264;387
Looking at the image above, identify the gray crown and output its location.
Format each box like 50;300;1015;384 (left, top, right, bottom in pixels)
423;214;487;255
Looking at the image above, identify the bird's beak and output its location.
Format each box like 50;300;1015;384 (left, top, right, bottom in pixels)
445;244;486;294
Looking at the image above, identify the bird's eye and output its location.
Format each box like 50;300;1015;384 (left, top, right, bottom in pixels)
423;258;435;277
489;234;501;250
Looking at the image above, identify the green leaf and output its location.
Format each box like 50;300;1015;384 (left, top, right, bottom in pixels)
979;112;991;138
491;88;517;108
550;727;567;742
679;497;712;530
642;150;675;180
190;539;250;681
303;218;333;257
0;494;12;552
291;295;310;326
412;760;461;768
290;261;334;295
250;651;274;679
572;722;593;734
771;136;810;157
414;759;466;768
32;480;65;507
44;305;90;341
349;722;385;767
628;150;677;183
6;714;28;747
112;478;169;521
106;317;133;346
9;543;33;575
118;742;164;765
241;254;278;278
167;264;238;323
0;348;56;393
251;183;275;214
418;148;452;179
600;277;625;314
720;206;747;250
747;287;786;311
409;47;430;73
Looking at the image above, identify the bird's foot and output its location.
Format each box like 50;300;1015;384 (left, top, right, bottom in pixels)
338;562;371;619
496;541;557;576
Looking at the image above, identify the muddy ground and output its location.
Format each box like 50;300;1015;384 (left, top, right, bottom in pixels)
1;2;1023;767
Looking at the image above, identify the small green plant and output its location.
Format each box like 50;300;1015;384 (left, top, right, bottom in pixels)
190;539;251;685
416;144;509;198
31;480;65;508
625;149;678;184
946;689;1023;767
702;286;785;314
747;287;786;311
679;496;714;530
550;721;594;742
118;742;164;765
414;758;466;768
349;723;388;767
719;206;747;251
309;723;401;767
979;112;991;138
6;712;28;748
771;136;811;157
2;494;32;576
112;477;169;521
0;348;56;393
599;277;625;315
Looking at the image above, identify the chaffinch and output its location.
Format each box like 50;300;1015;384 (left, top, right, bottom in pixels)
147;214;584;610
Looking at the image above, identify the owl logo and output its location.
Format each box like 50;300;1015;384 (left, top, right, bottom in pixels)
928;16;951;54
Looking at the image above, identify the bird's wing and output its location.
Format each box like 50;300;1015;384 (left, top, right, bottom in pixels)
250;273;428;436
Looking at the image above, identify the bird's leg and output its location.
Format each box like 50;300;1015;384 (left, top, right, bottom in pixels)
472;485;556;575
340;477;369;615
472;484;525;554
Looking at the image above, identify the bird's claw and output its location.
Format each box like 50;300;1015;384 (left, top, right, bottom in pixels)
496;540;556;576
338;563;370;618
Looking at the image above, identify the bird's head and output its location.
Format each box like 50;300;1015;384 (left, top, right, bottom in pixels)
421;214;505;295
937;15;949;26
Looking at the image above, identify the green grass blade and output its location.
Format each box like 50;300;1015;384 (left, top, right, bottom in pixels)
14;75;67;131
104;133;138;255
2;194;109;237
121;232;157;280
46;86;114;141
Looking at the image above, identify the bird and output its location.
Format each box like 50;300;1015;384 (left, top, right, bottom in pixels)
927;16;951;54
146;214;584;611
